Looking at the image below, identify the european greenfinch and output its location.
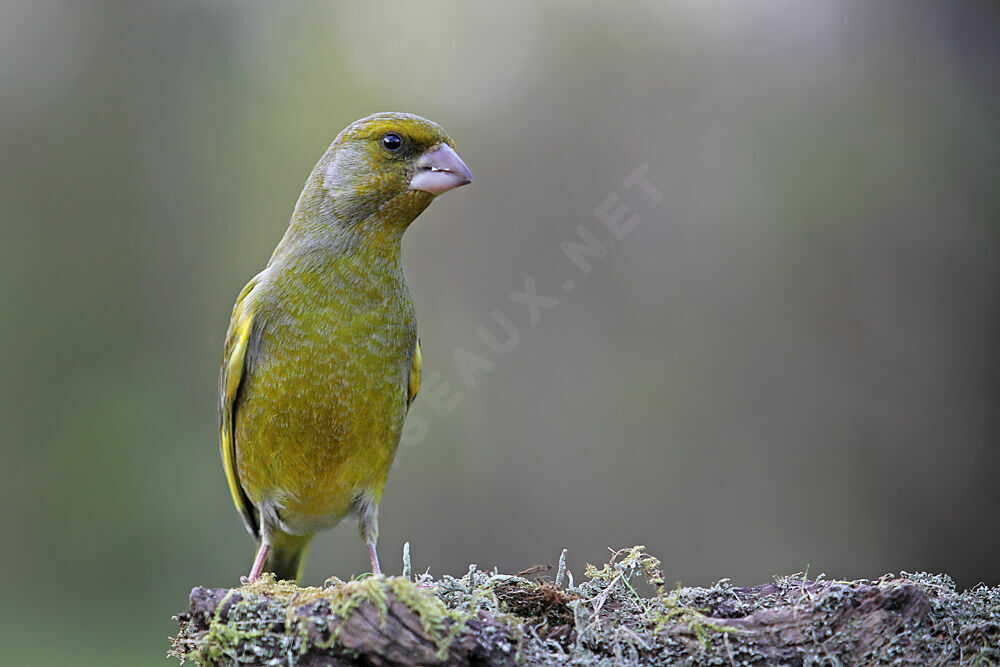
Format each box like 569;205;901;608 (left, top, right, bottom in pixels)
219;112;472;582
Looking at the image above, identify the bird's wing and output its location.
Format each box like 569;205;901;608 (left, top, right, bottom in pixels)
219;277;261;537
407;339;421;410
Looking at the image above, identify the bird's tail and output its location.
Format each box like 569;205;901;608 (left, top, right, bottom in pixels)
263;532;313;582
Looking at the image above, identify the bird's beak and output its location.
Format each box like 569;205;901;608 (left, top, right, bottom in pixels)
409;143;473;195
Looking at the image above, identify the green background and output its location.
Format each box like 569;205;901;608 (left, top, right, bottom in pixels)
1;1;997;664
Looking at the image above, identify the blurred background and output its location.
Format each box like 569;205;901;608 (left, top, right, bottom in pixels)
1;1;998;664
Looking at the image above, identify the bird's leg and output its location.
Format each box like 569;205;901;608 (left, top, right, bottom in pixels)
367;540;382;576
356;495;381;575
241;541;270;584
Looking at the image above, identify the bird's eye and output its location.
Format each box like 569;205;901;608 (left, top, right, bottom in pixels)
382;133;402;151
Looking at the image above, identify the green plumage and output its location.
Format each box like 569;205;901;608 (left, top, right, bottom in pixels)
219;113;469;582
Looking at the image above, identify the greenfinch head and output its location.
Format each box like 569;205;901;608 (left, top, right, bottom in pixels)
316;112;472;228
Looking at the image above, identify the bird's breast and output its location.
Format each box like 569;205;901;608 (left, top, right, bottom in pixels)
234;273;417;531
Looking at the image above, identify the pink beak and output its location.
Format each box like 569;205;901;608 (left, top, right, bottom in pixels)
408;143;473;195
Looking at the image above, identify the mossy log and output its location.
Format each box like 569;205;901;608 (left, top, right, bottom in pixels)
171;547;1000;666
175;584;516;665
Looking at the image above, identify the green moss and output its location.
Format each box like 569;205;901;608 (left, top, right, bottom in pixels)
386;575;451;634
169;573;452;665
647;588;739;649
187;583;298;665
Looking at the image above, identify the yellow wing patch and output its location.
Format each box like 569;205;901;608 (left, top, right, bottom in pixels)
407;339;421;410
220;279;259;537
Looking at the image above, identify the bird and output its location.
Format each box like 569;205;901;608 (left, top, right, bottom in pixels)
218;112;472;583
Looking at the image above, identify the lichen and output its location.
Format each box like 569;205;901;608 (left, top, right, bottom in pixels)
172;547;1000;666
